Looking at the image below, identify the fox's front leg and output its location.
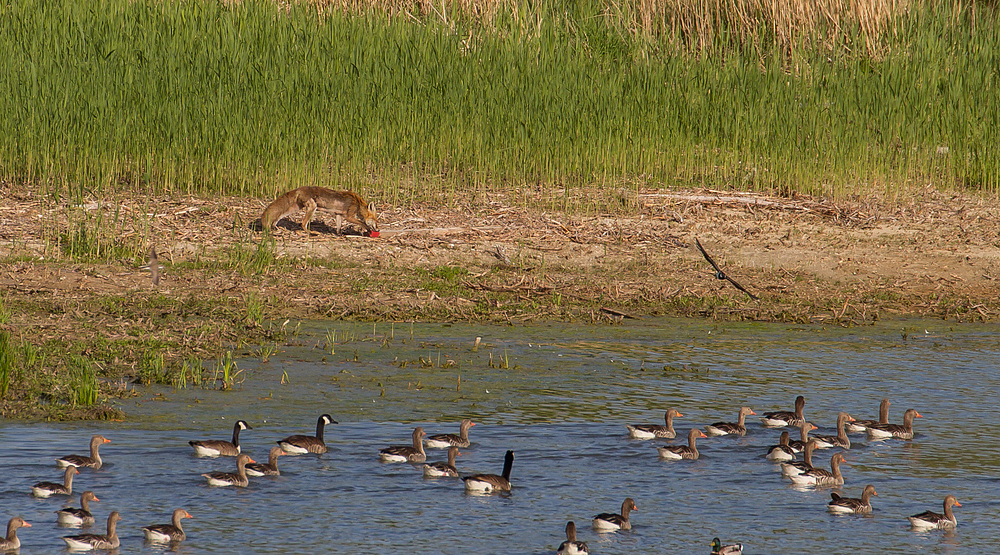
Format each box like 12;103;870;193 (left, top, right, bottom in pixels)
334;214;344;235
300;198;318;233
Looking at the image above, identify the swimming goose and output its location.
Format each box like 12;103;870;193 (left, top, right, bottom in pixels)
423;446;461;477
0;518;30;551
62;511;120;551
379;427;427;463
780;439;817;477
278;414;337;454
627;409;682;439
657;428;707;460
908;495;961;530
425;419;475;448
57;435;111;469
142;508;191;543
788;421;818;452
202;453;255;487
245;446;284;477
705;407;756;437
828;484;878;514
462;450;513;493
812;412;854;449
557;521;589;555
711;537;743;554
846;398;890;433
765;431;795;461
32;467;79;498
189;420;251;457
56;491;100;527
592;497;637;531
788;452;846;486
867;408;922;440
760;395;805;428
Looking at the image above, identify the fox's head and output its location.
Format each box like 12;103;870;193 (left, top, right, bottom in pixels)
363;202;379;231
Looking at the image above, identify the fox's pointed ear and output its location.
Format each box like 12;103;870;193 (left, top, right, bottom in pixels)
368;202;376;212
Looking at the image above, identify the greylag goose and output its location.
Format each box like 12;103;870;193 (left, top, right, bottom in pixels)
908;495;961;530
828;484;877;514
788;421;818;452
425;419;475;448
189;420;251;457
760;395;805;427
32;467;78;498
379;427;427;463
657;428;707;460
245;446;284;477
423;446;461;477
780;439;817;477
56;491;100;527
462;450;513;493
705;407;755;437
812;412;854;449
57;435;111;469
846;398;890;433
142;508;191;543
867;408;922;440
557;521;589;555
278;414;337;454
592;497;637;531
627;408;682;439
202;453;255;487
765;431;795;461
711;537;743;554
0;518;30;551
62;511;120;551
788;452;846;486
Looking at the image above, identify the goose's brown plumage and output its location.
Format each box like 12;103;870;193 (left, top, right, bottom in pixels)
245;446;284;477
627;408;682;439
423;446;461;477
425;419;475;448
462;450;514;493
812;412;854;449
32;466;79;498
908;495;961;529
867;408;922;440
278;414;336;454
788;421;818;452
828;484;877;514
557;521;589;555
788;452;846;486
379;427;427;463
780;439;817;476
765;431;795;461
760;395;805;427
62;511;121;551
592;497;637;531
57;435;111;469
189;420;251;457
142;509;191;543
705;407;756;437
846;398;890;433
656;428;707;460
56;491;100;527
0;518;31;551
202;453;255;487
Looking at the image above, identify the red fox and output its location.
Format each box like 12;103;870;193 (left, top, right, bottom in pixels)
261;187;379;235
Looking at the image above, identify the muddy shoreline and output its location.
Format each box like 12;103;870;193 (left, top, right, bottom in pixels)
2;184;999;419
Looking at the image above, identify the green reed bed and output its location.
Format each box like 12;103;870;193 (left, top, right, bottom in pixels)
0;0;996;207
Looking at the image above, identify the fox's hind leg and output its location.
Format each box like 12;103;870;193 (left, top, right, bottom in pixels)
334;214;344;235
300;198;318;232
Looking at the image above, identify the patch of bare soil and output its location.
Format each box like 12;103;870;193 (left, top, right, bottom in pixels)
2;184;1000;330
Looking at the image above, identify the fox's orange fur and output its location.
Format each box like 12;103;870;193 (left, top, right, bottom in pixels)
261;187;379;235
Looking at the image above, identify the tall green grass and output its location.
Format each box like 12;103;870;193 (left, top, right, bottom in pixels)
0;0;996;205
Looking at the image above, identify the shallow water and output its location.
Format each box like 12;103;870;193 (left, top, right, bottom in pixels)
2;319;999;553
